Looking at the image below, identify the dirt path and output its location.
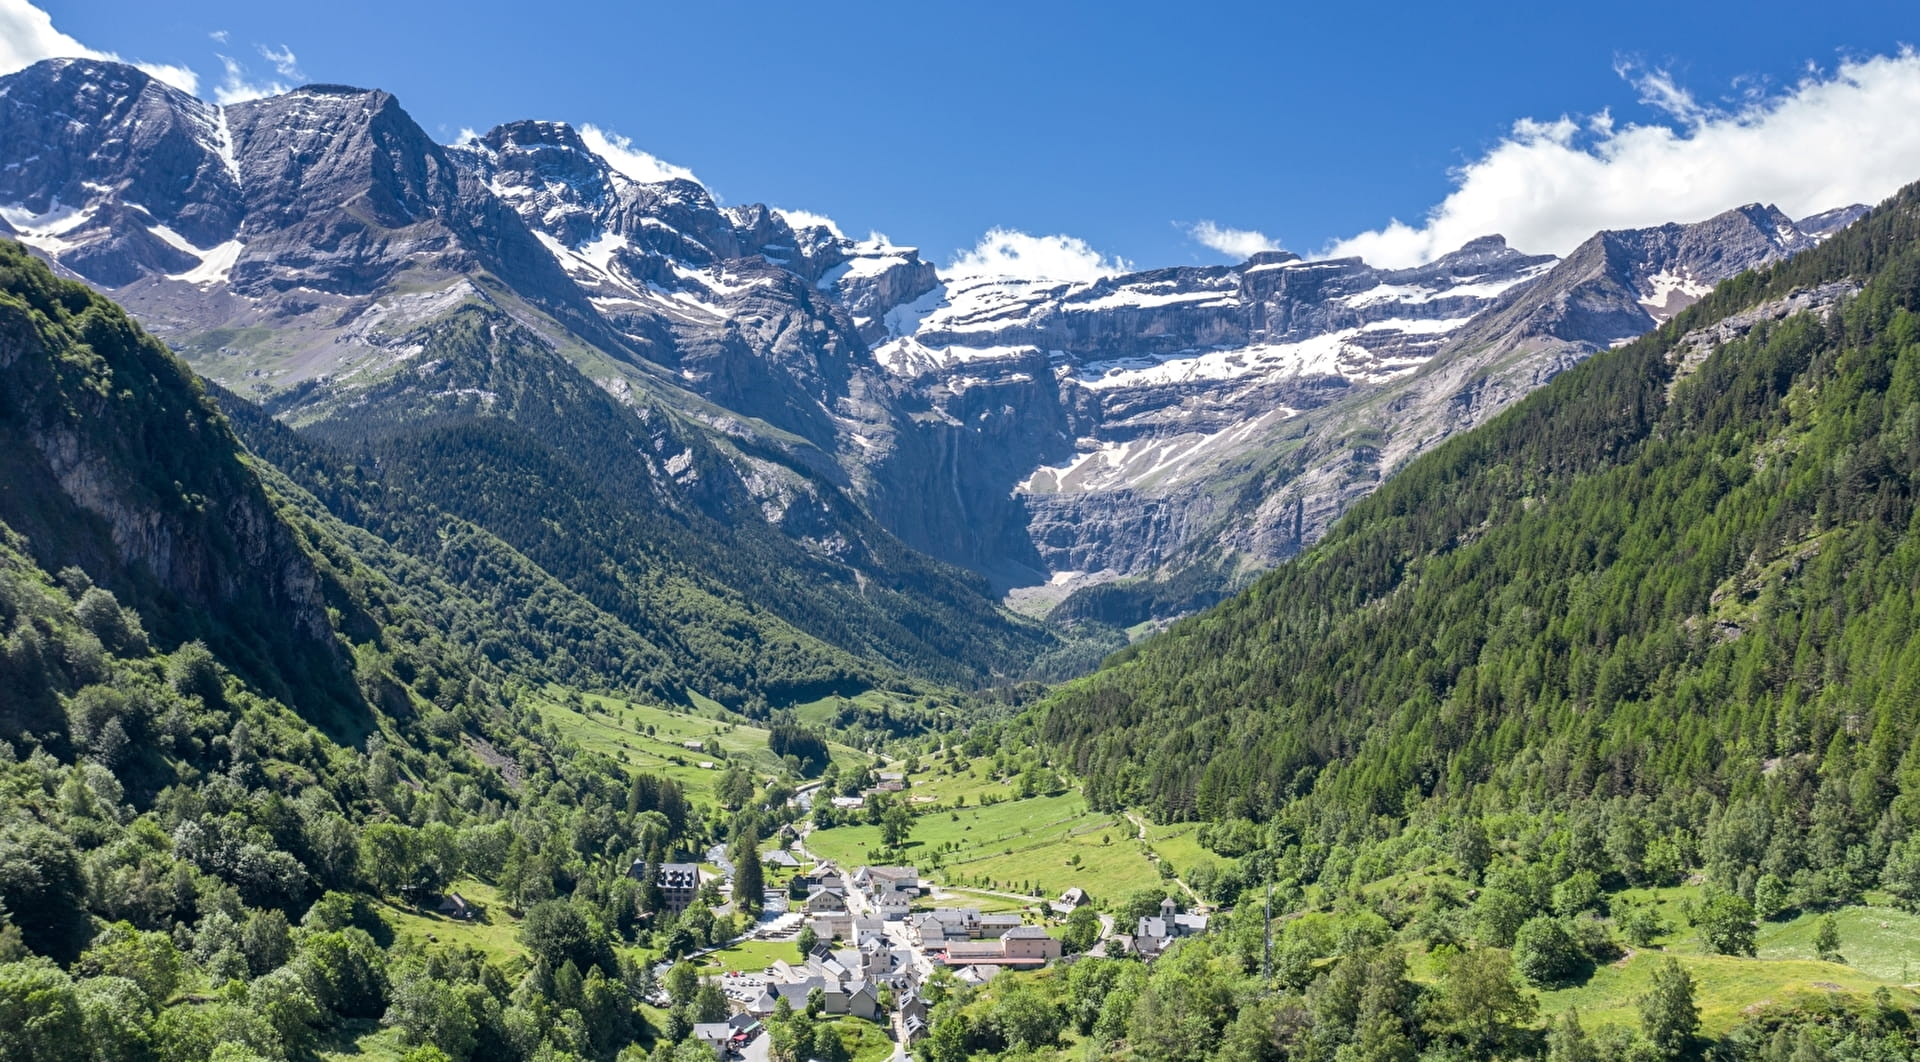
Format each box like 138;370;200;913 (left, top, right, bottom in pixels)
1125;811;1203;906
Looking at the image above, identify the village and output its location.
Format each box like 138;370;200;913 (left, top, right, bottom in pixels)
500;691;1230;1061
641;849;1213;1060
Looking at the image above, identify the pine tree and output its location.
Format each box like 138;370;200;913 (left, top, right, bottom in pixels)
1814;913;1843;963
1639;958;1699;1059
733;828;765;917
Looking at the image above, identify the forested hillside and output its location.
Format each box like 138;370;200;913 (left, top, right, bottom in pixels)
1046;182;1920;833
0;242;826;1061
969;185;1920;1060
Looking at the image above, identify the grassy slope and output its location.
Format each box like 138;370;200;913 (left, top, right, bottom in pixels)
373;879;526;970
534;689;869;805
1537;948;1915;1037
804;753;1168;904
1348;872;1920;1038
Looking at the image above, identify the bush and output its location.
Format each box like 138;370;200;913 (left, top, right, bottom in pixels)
1552;870;1604;917
1696;892;1756;956
1512;916;1585;987
1616;903;1670;948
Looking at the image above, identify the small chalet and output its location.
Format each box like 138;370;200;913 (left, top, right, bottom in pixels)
854;865;920;891
955;964;1001;985
691;1023;733;1057
802;886;849;914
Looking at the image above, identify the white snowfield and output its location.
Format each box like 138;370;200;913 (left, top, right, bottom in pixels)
1073;317;1468;391
1639;270;1713;322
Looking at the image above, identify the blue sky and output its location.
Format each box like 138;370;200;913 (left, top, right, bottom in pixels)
12;1;1920;273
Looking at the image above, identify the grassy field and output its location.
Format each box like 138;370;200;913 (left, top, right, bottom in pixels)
806;788;1164;904
1757;903;1920;982
872;755;1020;808
534;689;869;802
1348;875;1920;1037
927;887;1032;914
1140;820;1223;881
1524;892;1920;1035
801;745;1205;907
1536;946;1919;1035
374;879;527;969
830;1017;897;1062
784;689;945;730
691;936;805;976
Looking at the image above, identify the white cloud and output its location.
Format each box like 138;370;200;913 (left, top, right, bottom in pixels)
1188;220;1281;259
1618;60;1712;127
1328;49;1920;268
256;43;300;80
213;54;287;105
578;124;702;186
0;0;198;94
452;127;483;146
134;61;198;94
773;207;844;237
948;228;1129;282
209;30;228;45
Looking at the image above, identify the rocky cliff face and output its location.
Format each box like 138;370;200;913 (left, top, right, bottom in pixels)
452;121;941;455
0;240;361;719
1045;203;1851;623
0;60;238;285
0;57;1868;634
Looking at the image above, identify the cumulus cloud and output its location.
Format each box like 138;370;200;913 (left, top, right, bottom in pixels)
0;0;199;94
948;228;1129;282
772;208;844;237
1188;220;1281;259
211;42;303;105
1328;49;1920;268
578;124;702;186
213;53;289;105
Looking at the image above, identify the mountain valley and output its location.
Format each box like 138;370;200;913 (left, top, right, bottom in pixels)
5;39;1920;1062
